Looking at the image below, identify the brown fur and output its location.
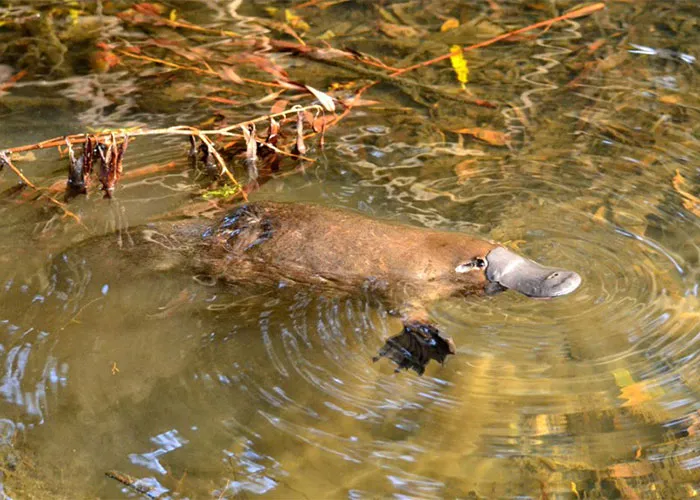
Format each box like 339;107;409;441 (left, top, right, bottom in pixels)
196;202;496;312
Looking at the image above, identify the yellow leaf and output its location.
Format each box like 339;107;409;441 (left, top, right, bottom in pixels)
449;45;468;89
619;383;652;407
571;482;580;499
69;8;81;25
612;368;635;387
441;18;459;32
265;7;279;16
612;368;664;408
593;205;607;223
169;9;177;21
285;9;310;31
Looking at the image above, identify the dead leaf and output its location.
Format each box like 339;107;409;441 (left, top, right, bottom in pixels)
312;115;334;133
219;66;244;84
659;94;682;105
452;127;508;146
592;205;607;223
201;96;241;106
672;169;700;216
305;85;336;112
378;21;422;38
619;383;653;407
242;54;288;81
133;3;166;16
587;38;606;53
270;99;289;115
441;18;459;32
339;96;380;108
454;159;478;184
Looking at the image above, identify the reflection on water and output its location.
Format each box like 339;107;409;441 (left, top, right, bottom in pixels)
1;0;699;498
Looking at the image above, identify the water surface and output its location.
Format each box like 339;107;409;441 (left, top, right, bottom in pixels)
0;1;698;498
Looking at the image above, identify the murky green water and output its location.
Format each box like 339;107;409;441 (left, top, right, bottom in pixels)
0;1;699;498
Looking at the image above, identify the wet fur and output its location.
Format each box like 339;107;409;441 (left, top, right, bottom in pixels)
197;202;496;306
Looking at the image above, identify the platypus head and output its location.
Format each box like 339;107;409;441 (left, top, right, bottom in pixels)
456;246;581;298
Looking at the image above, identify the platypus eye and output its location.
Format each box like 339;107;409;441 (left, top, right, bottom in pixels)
455;257;487;273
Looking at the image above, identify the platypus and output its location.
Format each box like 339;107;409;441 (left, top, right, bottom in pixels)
72;202;582;374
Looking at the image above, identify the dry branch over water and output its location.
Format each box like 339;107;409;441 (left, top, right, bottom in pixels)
0;0;609;217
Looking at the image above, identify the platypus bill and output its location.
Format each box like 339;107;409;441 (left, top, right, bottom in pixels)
93;202;583;375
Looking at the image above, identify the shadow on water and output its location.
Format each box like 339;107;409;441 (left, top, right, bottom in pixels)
0;0;699;498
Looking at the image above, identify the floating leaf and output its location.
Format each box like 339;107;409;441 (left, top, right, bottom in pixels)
452;127;507;146
449;45;469;89
305;85;336;112
441;18;459;32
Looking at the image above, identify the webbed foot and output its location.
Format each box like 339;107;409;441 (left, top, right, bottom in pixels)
373;322;456;375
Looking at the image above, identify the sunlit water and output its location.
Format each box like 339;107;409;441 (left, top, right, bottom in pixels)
1;1;699;498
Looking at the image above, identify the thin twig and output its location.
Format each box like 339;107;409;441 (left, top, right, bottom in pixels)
105;470;158;499
196;133;247;201
0;105;324;155
217;104;324;133
390;2;606;77
117;50;283;88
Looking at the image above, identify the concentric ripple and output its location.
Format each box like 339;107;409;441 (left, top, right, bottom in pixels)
1;0;699;497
